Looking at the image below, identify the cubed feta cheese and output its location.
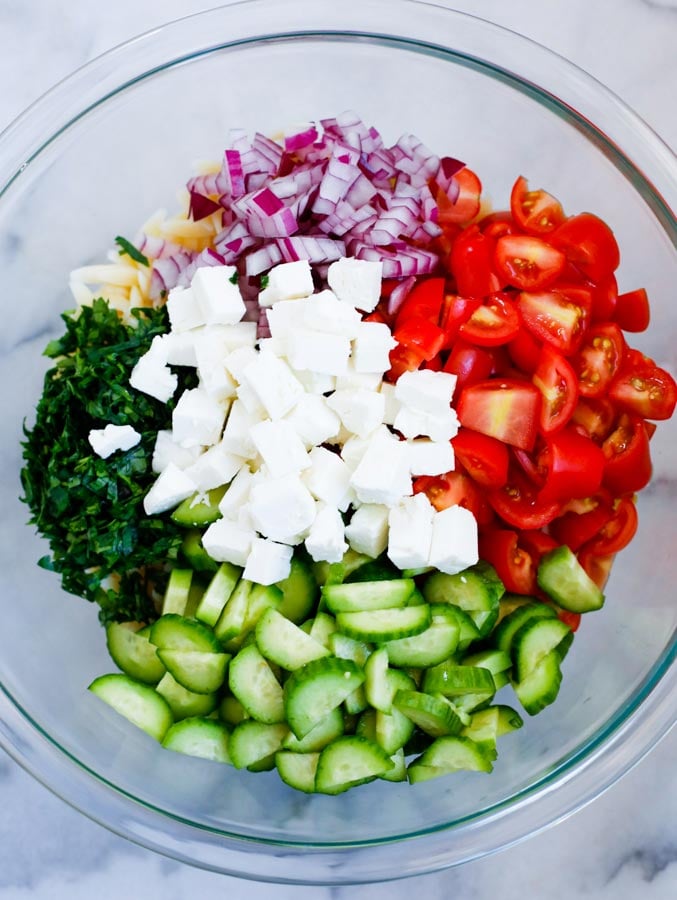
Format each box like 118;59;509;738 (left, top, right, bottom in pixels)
202;517;256;567
387;494;435;570
88;424;141;459
344;503;390;558
183;442;244;491
249;475;317;542
284;394;341;449
224;346;259;384
266;298;309;339
327;258;382;312
407;439;456;476
285;328;351;376
191;265;246;325
305;504;348;563
172;387;229;448
221;399;259;457
129;350;177;403
241;349;304;419
293;368;337;395
302;290;362;337
351;321;396;373
235;380;267;418
335;361;382;392
163;331;198;367
380;382;401;426
243;538;293;584
152;430;203;473
194;331;238;401
302;446;353;510
218;465;261;519
349;426;412;506
393;405;459;441
166;286;205;332
257;260;314;306
394;369;457;414
249;420;310;478
428;505;479;575
326;389;385;438
143;463;197;515
340;433;373;470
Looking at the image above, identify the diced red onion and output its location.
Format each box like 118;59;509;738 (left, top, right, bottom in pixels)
284;125;319;152
224;149;246;199
317;201;377;237
245;244;283;275
276;235;346;264
252;132;284;173
149;250;196;300
387;275;416;315
134;233;185;261
257;307;272;339
189;190;222;221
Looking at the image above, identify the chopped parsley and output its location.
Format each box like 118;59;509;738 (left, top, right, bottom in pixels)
21;298;195;625
229;270;239;285
259;274;270;289
114;235;149;267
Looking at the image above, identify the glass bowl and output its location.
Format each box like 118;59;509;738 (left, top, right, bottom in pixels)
0;0;675;885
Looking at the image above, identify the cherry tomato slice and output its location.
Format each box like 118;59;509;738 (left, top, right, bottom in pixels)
452;428;510;489
532;345;578;434
571;322;625;398
602;414;653;495
449;225;502;297
436;167;482;225
413;471;494;526
394;316;446;361
456;379;542;451
609;360;677;420
479;210;518;239
550;213;620;284
571;396;616;443
396;277;446;327
479;529;537;594
582;497;639;556
507;328;543;375
443;340;495;397
614;288;650;333
386;343;425;382
536;428;606;504
549;501;613;552
576;549;615;590
494;234;565;291
518;530;559;561
518;285;591;355
459;292;521;347
487;467;563;529
590;275;618;323
510;176;565;235
557;609;582;632
439;294;482;346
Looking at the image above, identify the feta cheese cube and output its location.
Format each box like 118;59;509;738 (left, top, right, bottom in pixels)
225;345;259;384
394;369;457;414
194;331;238;401
152;430;203;473
88;424;141;459
166;286;205;332
219;322;258;350
327;389;385;438
305;504;348;563
335;360;382;392
407;439;456;476
202;517;256;567
163;331;198;367
286;328;351;376
235;380;267;418
284;394;341;449
241;349;304;419
183;442;244;491
302;290;362;337
257;260;314;306
243;538;293;584
172;387;228;448
249;475;317;543
221;399;259;457
250;420;310;478
191;265;246;325
394;405;459;442
349;426;412;506
344;503;390;558
266;298;309;339
293;368;337;395
129;349;177;403
351;321;396;373
218;465;261;519
327;258;382;312
428;505;479;575
302;446;353;510
340;433;372;470
387;494;435;570
143;463;197;515
380;382;401;426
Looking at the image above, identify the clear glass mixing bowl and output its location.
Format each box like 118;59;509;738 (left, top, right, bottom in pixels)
0;0;675;885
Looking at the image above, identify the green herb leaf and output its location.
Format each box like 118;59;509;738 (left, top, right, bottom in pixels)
229;270;239;285
259;274;270;289
114;235;149;267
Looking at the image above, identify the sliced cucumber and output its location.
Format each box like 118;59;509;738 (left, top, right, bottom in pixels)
313;549;372;586
315;736;393;794
336;605;431;643
229;721;289;770
156;672;218;721
492;602;557;656
383;606;459;668
171;485;227;527
374;669;416;755
180;529;219;573
281;707;345;752
162;569;194;616
162;716;232;764
308;611;338;649
105;622;165;684
345;556;400;583
284;657;365;739
275;751;320;793
88;673;173;741
329;632;371;715
195;562;242;628
537;545;605;613
512;617;573;684
276;555;319;624
219;694;249;727
364;647;392;713
322;579;415;614
380;747;407;782
393;690;463;738
213;578;253;644
513;650;563;716
422;562;503;637
225;583;283;652
149;614;222;654
423;662;496;698
411;735;494;777
255;608;329;671
228;644;285;724
156;649;230;695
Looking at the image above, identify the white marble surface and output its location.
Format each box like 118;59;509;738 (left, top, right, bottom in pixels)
1;0;676;896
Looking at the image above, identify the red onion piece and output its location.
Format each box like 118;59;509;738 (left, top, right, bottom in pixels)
277;235;346;264
189;190;222;221
284;125;319;152
387;275;416;316
149;250;196;300
245;244;283;275
134;233;185;261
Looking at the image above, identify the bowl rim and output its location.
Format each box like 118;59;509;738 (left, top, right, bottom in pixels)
1;0;675;884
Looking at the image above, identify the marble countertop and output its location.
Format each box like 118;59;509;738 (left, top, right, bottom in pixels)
1;0;675;897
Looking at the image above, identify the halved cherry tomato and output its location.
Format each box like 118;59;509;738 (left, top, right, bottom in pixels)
577;549;615;590
394;317;446;361
386;343;425;382
571;396;616;443
479;210;518;239
550;213;620;284
609;359;677;420
458;292;521;347
494;234;565;291
602;414;652;495
571;322;624;398
518;530;559;561
439;294;482;346
511;447;544;487
582;497;639;556
532;346;578;434
456;379;541;450
557;609;582;632
452;428;510;489
614;288;650;332
536;428;606;504
443;340;495;396
436;167;482;225
510;176;565;235
395;277;446;326
487;467;562;529
549;500;613;552
590;275;618;323
449;225;502;297
518;285;591;355
507;328;542;374
413;471;494;526
479;529;537;594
